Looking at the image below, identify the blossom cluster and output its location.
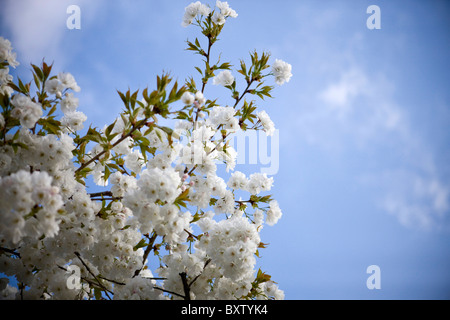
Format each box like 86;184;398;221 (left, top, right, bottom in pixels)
0;170;63;246
0;37;18;97
0;1;291;300
182;1;237;27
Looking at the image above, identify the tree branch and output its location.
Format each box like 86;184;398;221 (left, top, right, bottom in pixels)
153;286;186;299
194;34;213;125
74;251;113;299
233;78;254;109
0;247;21;258
75;119;151;175
179;272;191;300
57;265;103;291
89;191;113;198
89;191;123;202
186;129;231;177
189;258;211;287
133;232;158;277
90;197;123;202
201;35;213;94
98;275;126;286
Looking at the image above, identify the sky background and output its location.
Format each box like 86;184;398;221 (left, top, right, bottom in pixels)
2;0;450;299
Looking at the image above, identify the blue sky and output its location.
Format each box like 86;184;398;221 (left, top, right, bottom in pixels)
2;0;450;299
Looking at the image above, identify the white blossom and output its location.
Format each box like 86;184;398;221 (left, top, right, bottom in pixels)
216;1;238;18
195;90;206;106
256;110;275;136
60;92;79;114
182;2;211;27
61;110;87;131
44;78;64;96
0;67;13;96
0;37;19;67
124;149;145;173
207;105;236;128
181;91;195;105
266;200;282;226
272;59;293;85
58;72;81;92
212;11;226;25
247;172;273;195
10;94;43;129
213;70;234;86
227;171;248;190
0;170;63;246
198;214;260;282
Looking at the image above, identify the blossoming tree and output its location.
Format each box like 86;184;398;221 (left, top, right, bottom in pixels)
0;1;292;300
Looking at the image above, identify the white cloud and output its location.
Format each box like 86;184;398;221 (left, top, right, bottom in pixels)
3;0;68;64
2;0;104;66
319;68;369;111
294;66;405;152
296;65;449;230
377;171;449;231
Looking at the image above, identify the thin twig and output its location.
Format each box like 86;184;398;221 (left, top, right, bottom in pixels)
74;251;113;299
186;130;231;176
184;229;199;240
233;78;254;109
91;197;123;202
57;265;103;289
75;120;151;175
179;272;191;300
98;275;126;286
189;259;212;287
0;247;21;258
153;286;186;299
89;191;113;198
133;232;158;277
194;35;213;125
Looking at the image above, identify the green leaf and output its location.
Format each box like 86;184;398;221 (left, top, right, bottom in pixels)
209;198;217;206
217;62;232;70
8;82;21;93
175;111;190;120
117;90;128;107
130;89;139;109
104;165;111;181
174;188;190;209
256;268;272;284
191;212;202;223
31;64;44;81
194;66;203;75
158;126;173;136
42;62;53;80
33;72;41;91
46;104;57;117
133;238;148;251
195;37;201;48
104;120;116;139
36;117;62;135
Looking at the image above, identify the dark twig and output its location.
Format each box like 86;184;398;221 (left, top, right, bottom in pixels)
133;232;158;277
189;259;212;287
179;272;191;300
89;191;113;198
0;247;21;258
153;286;186;299
74;251;113;299
75;120;151;175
